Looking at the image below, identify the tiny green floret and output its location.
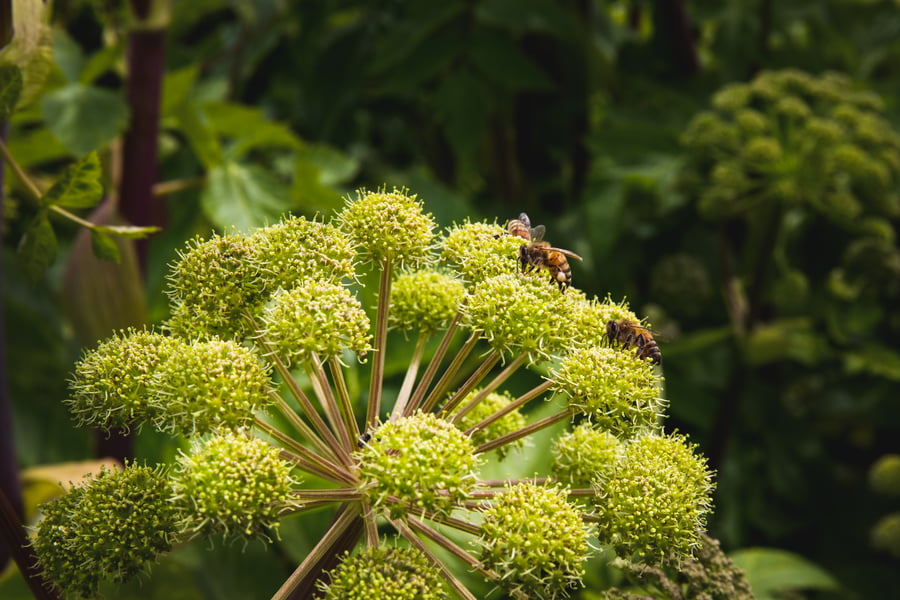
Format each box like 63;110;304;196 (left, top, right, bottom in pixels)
389;270;466;333
450;389;526;459
478;482;592;600
551;423;620;486
338;187;436;267
440;220;521;283
356;412;480;518
260;280;371;365
250;215;356;287
594;433;714;563
33;464;177;599
165;233;264;339
553;347;665;436
66;328;183;432
151;338;273;435
465;273;571;361
319;546;448;600
172;430;300;539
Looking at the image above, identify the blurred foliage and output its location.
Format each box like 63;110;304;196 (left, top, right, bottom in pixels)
3;0;900;598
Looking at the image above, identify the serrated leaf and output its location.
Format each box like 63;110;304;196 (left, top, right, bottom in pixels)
0;64;23;121
17;212;57;280
95;224;161;239
730;548;840;600
40;151;103;209
41;84;130;156
90;229;120;262
201;161;292;230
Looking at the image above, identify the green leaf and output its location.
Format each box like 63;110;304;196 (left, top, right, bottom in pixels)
79;43;124;85
175;101;222;168
40;151;103;209
475;0;577;37
204;102;303;157
730;548;841;600
0;63;22;121
299;144;359;186
51;29;84;83
89;229;121;262
292;159;343;213
468;34;553;92
41;84;130;156
17;212;57;280
201;161;292;230
160;65;198;118
95;224;161;239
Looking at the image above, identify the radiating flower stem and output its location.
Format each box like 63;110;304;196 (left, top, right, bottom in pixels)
254;418;356;485
438;349;503;416
404;515;499;580
270;392;337;463
476;408;574;454
446;353;527;421
366;258;393;427
305;354;352;452
405;311;463;416
420;332;481;413
271;505;362;600
292;488;363;502
391;517;479;600
363;504;379;547
327;355;360;442
390;332;429;421
464;379;555;436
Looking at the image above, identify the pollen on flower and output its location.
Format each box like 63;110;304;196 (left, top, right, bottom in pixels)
551;423;620;486
389;269;466;334
440;220;521;283
318;546;448;600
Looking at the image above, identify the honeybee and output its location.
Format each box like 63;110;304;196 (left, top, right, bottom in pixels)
606;320;662;365
507;212;545;241
519;241;583;291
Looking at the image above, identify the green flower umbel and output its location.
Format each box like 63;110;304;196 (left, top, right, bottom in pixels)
594;433;714;563
356;412;480;518
33;464;177;598
319;546;447;600
389;270;466;334
172;430;300;539
478;482;592;599
551;423;621;486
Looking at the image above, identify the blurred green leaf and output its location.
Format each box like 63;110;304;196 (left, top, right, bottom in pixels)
292;159;343;213
843;344;900;381
40;151;103;209
175;101;222;167
51;29;84;83
95;224;161;239
90;229;120;262
7;126;69;168
41;84;130;156
16;211;56;280
475;0;576;37
433;70;489;161
298;144;358;186
0;0;52;108
201;161;292;230
204;101;302;157
0;63;22;120
730;548;840;600
160;65;198;118
79;43;124;85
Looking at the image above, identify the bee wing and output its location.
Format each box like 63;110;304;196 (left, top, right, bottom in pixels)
547;247;583;261
518;212;531;227
530;224;546;241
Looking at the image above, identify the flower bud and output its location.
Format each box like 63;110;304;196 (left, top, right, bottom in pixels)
356;412;479;518
477;482;592;599
551;423;620;486
440;221;520;283
319;546;447;600
389;270;465;333
172;430;300;539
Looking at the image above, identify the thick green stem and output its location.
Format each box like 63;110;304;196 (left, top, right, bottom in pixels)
405;310;463;415
447;353;526;422
464;379;554;437
420;332;481;413
392;518;480;600
367;258;393;427
390;332;429;421
476;407;574;454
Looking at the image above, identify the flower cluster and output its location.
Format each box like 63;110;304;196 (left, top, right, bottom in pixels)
38;188;715;599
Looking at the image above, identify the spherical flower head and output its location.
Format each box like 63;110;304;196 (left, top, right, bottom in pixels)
172;430;300;539
552;347;665;436
551;423;620;486
319;546;447;600
260;280;371;365
338;188;435;267
594;433;714;563
465;273;571;361
250;215;356;288
356;412;480;518
33;464;177;598
66;328;183;432
450;389;526;460
440;220;521;283
869;454;900;496
562;294;641;350
477;482;592;599
389;270;465;334
165;233;264;339
151;338;273;435
871;513;900;559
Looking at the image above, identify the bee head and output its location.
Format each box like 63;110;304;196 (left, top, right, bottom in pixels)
606;321;619;340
